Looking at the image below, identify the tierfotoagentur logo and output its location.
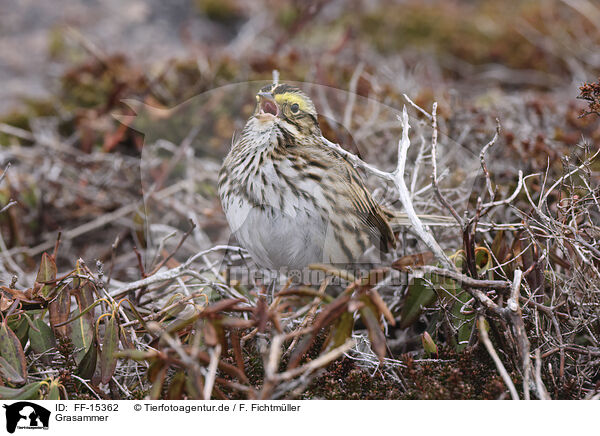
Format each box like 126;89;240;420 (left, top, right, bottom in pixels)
3;402;50;433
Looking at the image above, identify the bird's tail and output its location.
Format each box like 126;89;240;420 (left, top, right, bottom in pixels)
385;209;458;231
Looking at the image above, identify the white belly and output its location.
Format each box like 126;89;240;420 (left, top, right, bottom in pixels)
223;190;349;269
218;118;363;270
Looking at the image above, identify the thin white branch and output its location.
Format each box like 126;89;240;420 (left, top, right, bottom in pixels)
323;106;455;270
478;316;519;400
402;94;433;120
507;269;523;313
274;339;355;381
506;269;530;400
109;245;241;297
203;344;221;400
539;148;600;209
265;334;284;380
394;107;455;270
0;124;34;142
0;200;17;214
479;120;500;199
482;171;524;209
535;349;550;400
343;63;364;129
322;136;394;181
71;375;102;400
0;162;11;186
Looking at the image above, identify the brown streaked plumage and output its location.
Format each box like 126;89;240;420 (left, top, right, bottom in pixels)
218;83;395;270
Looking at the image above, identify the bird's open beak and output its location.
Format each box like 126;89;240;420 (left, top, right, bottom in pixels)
257;92;278;116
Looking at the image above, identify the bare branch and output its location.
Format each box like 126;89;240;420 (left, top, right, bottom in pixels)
402;94;433;120
416;265;511;291
343;62;364;129
430;103;464;228
394;107;456;270
203;344;221;400
535;349;550;400
274;338;355;382
478;316;519;400
482;171;524;209
0;200;17;214
479;119;500;200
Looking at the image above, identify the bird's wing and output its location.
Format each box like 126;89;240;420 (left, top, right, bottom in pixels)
334;153;396;251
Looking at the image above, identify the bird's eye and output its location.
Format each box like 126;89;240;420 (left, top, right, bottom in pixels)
290;103;299;113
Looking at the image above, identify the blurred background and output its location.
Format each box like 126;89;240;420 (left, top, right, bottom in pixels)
3;0;599;111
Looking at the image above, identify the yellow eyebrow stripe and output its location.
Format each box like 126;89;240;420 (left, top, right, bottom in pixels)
274;93;308;112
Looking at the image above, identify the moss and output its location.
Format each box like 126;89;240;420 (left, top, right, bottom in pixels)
0;98;57;145
59;54;147;111
302;358;404;400
194;0;244;23
401;347;510;399
47;27;70;61
303;346;509;400
355;0;570;79
276;4;300;30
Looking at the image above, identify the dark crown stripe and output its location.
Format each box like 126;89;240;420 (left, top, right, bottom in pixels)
273;84;300;95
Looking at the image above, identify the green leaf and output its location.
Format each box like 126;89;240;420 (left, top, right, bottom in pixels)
0;381;43;400
147;359;167;384
421;331;438;356
49;286;71;338
452;250;467;271
47;379;62;400
0;322;27;385
76;333;97;380
71;308;94;365
451;291;475;352
475;247;493;277
160;293;186;319
359;303;386;361
99;314;120;385
29;319;56;354
75;280;97;319
399;278;436;328
184;373;202;400
167;370;186;400
55;299;103;328
0;357;25;385
329;311;354;350
7;317;29;349
149;366;167;400
114;349;158;360
35;253;57;300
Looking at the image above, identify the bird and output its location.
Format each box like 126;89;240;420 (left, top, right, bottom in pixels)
218;83;435;272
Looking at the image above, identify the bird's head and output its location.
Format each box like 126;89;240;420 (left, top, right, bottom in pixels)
254;83;320;136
